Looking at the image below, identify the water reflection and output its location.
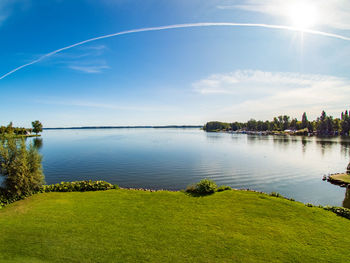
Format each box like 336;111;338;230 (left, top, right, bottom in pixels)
33;138;43;150
343;188;350;209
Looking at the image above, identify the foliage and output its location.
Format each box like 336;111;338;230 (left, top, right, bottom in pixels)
186;179;217;195
204;110;350;135
31;120;43;135
203;121;231;132
0;122;32;136
323;206;350;220
0;180;119;209
269;192;282;197
42;180;117;192
0;138;44;198
217;185;232;192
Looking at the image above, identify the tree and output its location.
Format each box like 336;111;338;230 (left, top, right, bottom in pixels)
282;115;290;130
5;122;14;134
290;118;298;130
32;120;43;135
317;111;328;135
0;138;44;197
301;112;308;129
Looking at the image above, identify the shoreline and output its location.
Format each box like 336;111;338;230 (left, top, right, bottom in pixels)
43;125;202;130
325;173;350;187
0;134;41;139
206;130;350;138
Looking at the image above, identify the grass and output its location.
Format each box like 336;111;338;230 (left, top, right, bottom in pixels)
329;173;350;184
0;189;349;262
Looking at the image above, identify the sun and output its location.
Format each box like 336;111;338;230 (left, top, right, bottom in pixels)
287;2;318;29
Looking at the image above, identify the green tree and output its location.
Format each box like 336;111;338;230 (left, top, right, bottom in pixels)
0;138;44;197
301;112;308;129
5;122;14;134
31;120;43;135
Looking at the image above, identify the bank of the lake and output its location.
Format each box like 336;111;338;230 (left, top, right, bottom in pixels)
328;173;350;185
0;189;349;262
0;134;40;139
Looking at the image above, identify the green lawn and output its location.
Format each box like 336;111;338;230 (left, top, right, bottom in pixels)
0;189;349;262
330;173;350;184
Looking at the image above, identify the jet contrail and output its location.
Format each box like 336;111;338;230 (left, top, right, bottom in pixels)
1;22;350;80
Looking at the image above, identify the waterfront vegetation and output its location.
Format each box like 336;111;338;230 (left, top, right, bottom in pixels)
0;120;43;137
0;188;350;262
204;110;350;136
0;138;44;199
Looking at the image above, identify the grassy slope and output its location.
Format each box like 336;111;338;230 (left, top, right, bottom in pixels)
0;190;349;263
330;173;350;184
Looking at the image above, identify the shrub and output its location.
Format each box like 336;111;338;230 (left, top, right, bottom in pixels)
0;138;44;198
0;180;119;209
269;192;282;197
186;179;217;195
217;185;232;192
323;206;350;220
42;181;115;192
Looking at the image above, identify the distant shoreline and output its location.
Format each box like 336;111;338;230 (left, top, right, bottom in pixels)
44;125;202;130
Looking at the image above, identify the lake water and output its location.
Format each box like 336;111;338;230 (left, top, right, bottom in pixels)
31;128;350;208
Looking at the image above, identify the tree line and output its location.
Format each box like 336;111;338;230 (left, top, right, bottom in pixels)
203;110;350;136
0;120;43;136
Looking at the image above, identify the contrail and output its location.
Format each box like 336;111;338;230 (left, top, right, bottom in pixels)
1;22;350;80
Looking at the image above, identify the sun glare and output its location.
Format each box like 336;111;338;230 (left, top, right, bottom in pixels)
287;2;318;29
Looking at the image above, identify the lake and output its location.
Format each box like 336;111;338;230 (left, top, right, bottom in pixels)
31;128;350;208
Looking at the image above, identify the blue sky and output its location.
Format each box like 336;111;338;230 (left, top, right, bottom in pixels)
1;0;350;127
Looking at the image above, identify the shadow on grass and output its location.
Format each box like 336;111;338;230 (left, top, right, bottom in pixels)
182;191;216;198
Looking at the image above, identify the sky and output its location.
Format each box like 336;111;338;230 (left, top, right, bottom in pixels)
0;0;350;127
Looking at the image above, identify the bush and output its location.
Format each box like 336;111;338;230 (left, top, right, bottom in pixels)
269;192;282;198
323;206;350;220
0;180;119;209
186;179;217;195
0;138;44;198
217;185;232;192
42;181;116;192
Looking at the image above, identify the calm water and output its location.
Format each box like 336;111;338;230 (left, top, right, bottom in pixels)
31;128;350;207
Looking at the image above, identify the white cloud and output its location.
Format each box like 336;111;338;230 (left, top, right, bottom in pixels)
219;0;350;30
59;45;110;74
68;65;109;74
193;70;350;120
0;0;30;26
193;70;344;95
0;1;15;25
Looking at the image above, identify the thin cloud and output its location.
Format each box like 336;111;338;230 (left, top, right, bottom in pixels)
1;22;350;80
68;65;109;74
193;70;345;95
0;0;30;26
220;0;350;30
0;1;16;25
52;45;109;73
194;70;350;120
